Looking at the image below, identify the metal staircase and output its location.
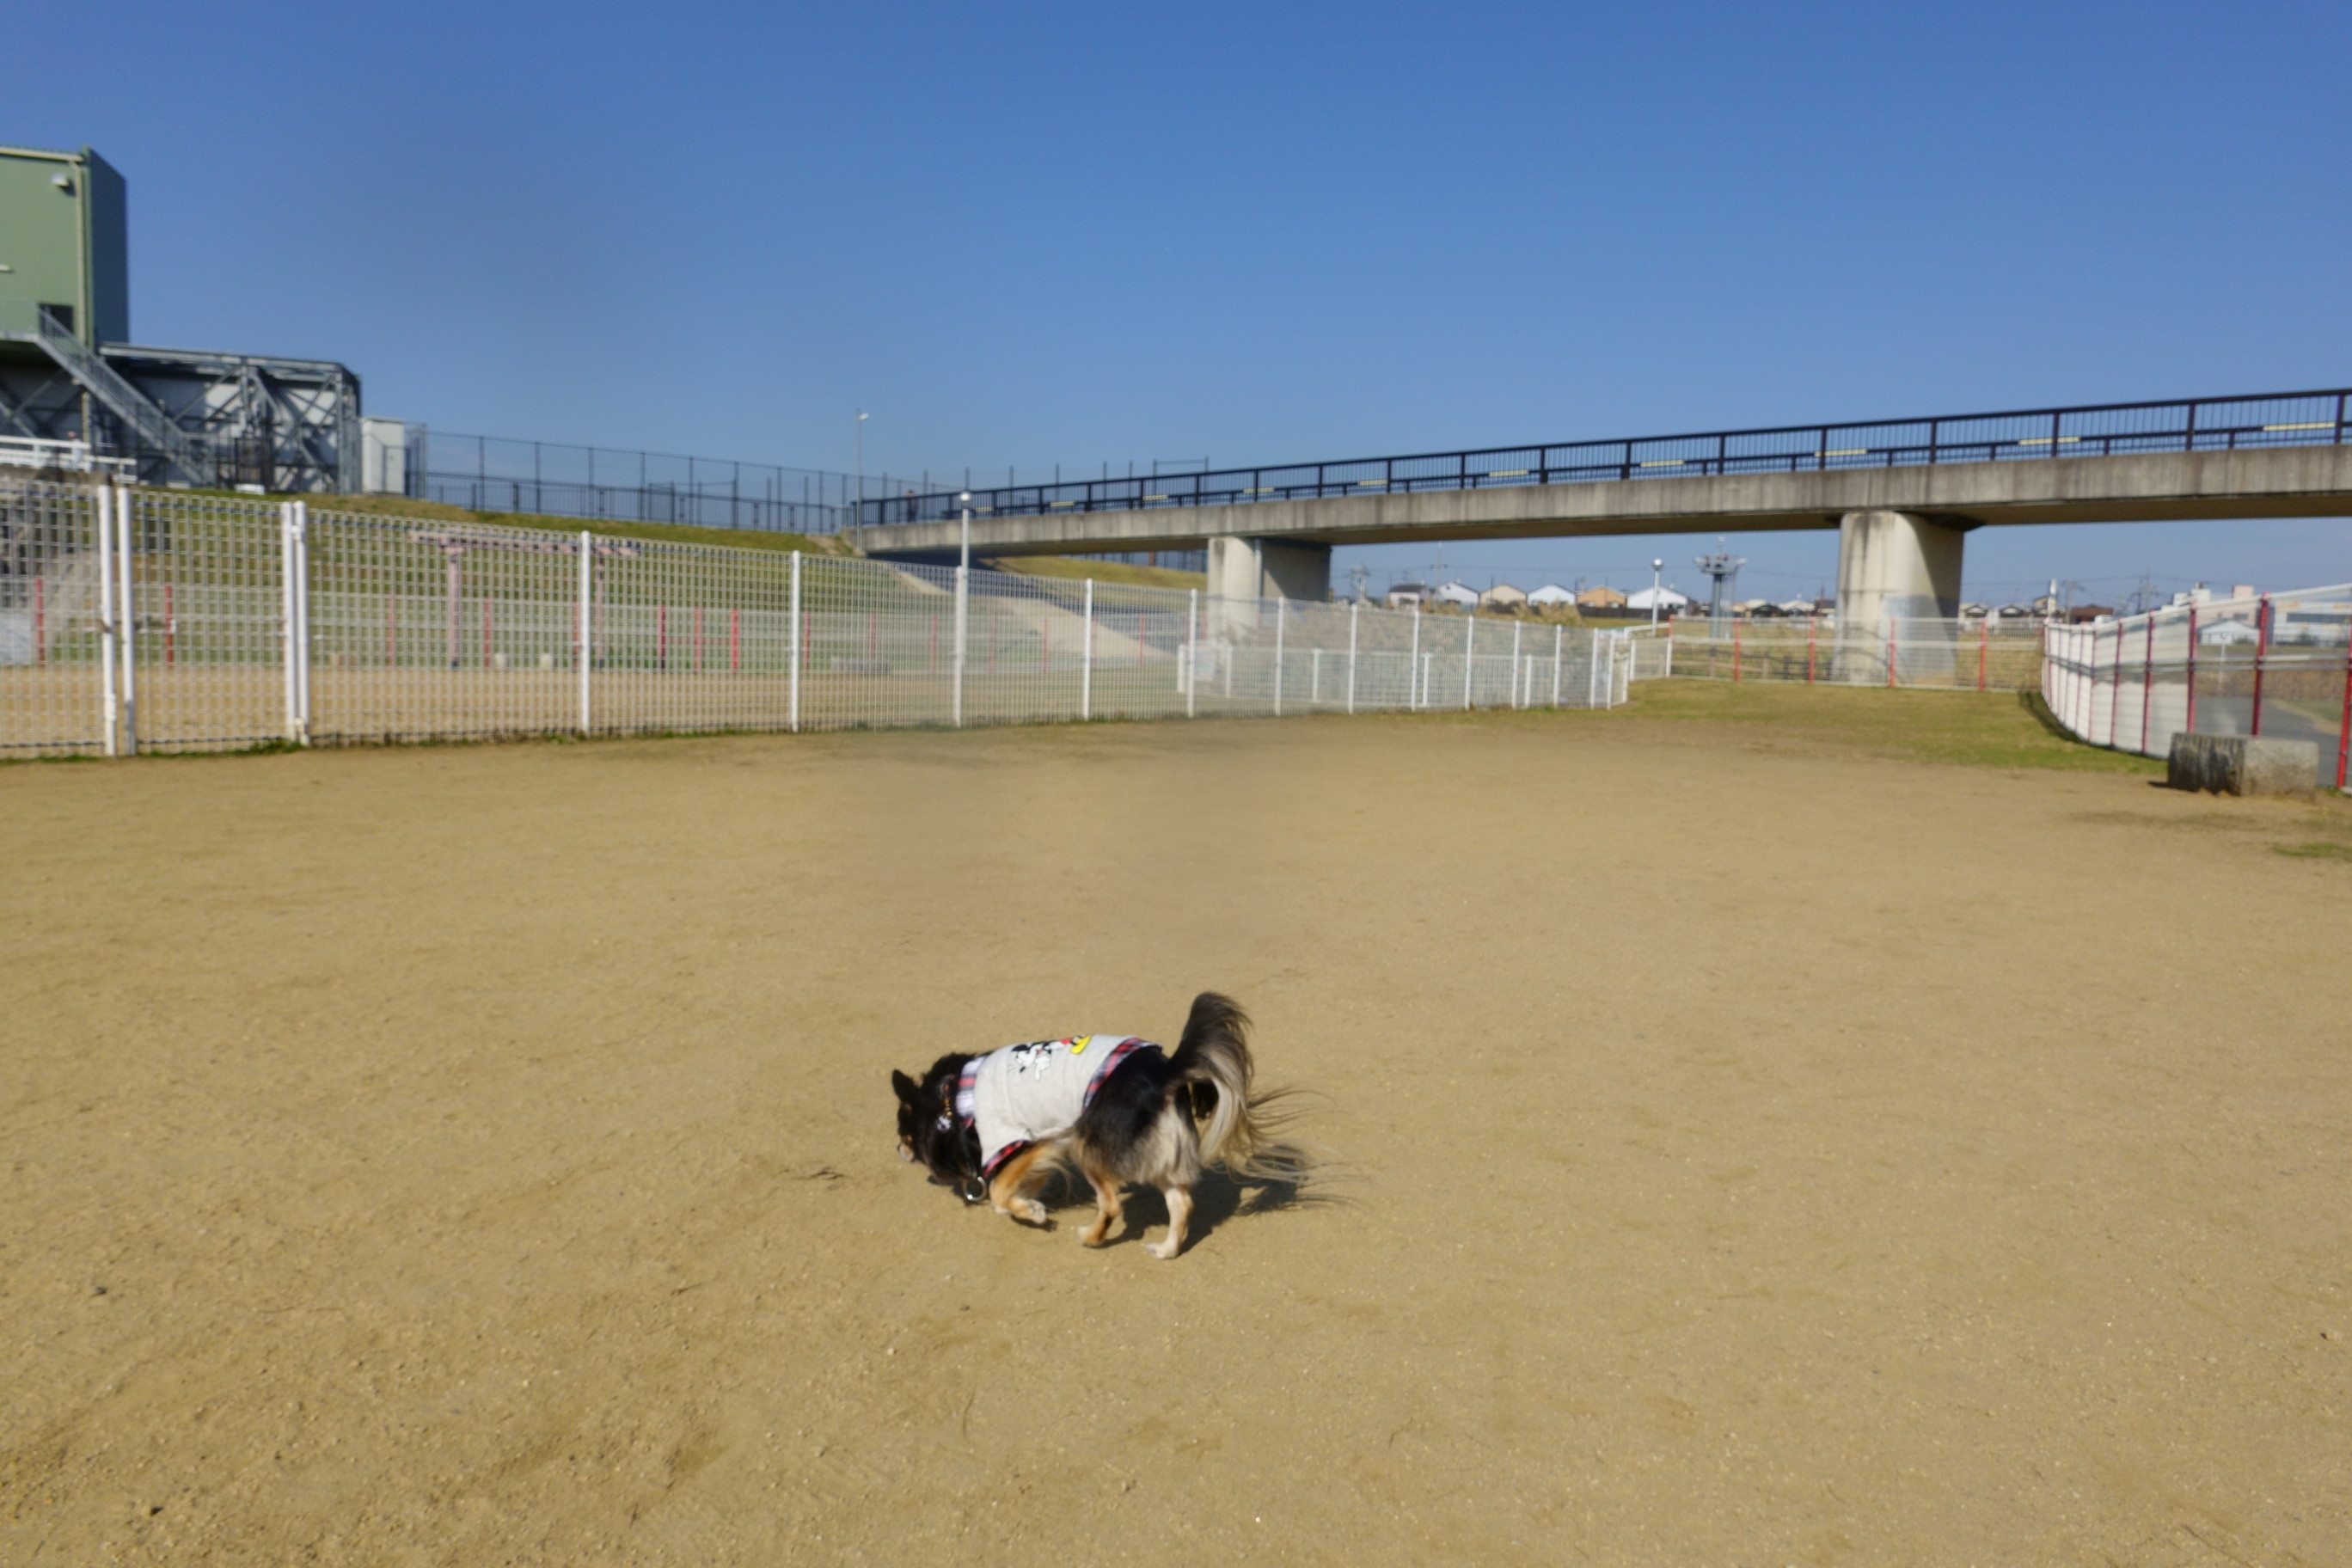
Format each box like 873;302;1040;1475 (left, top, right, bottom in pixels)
0;302;209;481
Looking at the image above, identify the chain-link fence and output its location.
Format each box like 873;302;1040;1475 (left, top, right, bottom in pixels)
2;479;1634;757
1664;616;2046;690
2043;585;2352;788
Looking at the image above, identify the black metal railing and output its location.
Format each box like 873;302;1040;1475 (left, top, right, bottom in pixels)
409;429;896;535
854;388;2352;529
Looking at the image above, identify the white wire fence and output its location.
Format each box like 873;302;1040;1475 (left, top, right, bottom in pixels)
1664;616;2048;690
1;481;1635;757
2043;585;2352;789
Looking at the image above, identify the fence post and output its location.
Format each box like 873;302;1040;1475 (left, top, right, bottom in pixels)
113;486;138;756
1273;597;1285;717
952;559;967;728
1409;609;1421;710
2184;607;2198;736
2108;619;2126;746
2141;615;2155;753
1080;579;1093;721
1461;615;1474;710
291;500;310;744
279;501;297;744
1510;622;1522;708
1589;628;1602;706
2337;621;2352;791
97;487;117;756
2248;592;2267;738
1347;600;1359;714
790;550;803;733
1732;619;1743;683
1184;590;1197;717
577;531;592;735
1977;616;1988;691
1885;616;1897;689
1552;623;1563;706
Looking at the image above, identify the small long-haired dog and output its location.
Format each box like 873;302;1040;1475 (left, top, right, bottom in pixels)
892;992;1286;1259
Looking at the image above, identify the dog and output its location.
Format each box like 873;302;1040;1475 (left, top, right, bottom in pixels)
891;992;1285;1259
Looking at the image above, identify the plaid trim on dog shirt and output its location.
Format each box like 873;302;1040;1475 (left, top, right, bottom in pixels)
957;1034;1150;1178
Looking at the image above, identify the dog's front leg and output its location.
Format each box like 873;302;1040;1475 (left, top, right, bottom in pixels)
1147;1185;1192;1260
988;1145;1053;1227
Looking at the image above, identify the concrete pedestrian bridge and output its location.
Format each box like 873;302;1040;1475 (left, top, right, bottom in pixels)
846;389;2352;624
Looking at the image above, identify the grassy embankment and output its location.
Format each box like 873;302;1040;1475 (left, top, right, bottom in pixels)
1615;677;2167;774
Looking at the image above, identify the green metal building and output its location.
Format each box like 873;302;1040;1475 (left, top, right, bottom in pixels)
0;144;128;346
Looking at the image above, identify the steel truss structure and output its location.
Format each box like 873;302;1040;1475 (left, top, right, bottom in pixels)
0;309;358;493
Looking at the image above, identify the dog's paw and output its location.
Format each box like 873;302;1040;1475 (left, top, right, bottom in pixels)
1008;1198;1050;1226
1146;1238;1183;1260
1079;1228;1109;1248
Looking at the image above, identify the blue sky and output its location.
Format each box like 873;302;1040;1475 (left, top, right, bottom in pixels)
12;0;2349;602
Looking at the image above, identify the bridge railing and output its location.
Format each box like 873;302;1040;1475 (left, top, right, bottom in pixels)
856;388;2352;527
2042;585;2352;789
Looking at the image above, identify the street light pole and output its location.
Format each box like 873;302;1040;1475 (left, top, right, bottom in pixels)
854;409;868;516
953;491;971;727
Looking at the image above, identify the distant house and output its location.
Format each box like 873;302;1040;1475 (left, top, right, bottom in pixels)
1479;583;1528;612
2065;605;2115;624
1775;598;1818;616
1625;585;1690;613
1385;582;1427;609
1528;584;1577;609
2199;618;2262;646
1575;585;1628;610
1429;582;1480;609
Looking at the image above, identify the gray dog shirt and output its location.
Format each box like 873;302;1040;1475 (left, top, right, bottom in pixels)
955;1034;1151;1176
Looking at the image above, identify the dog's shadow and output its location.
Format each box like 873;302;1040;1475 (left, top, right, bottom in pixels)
1045;1146;1331;1250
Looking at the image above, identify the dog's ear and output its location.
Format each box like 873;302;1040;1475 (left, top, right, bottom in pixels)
891;1069;921;1105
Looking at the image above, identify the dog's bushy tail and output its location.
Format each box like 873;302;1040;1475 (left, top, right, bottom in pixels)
1168;992;1302;1179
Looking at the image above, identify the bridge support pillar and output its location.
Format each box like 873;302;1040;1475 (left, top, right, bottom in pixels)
1835;511;1963;683
1208;536;1331;604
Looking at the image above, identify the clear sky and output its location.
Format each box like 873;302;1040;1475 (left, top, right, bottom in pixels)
12;1;2349;603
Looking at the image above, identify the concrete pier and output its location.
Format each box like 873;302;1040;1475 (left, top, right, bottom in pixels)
1207;536;1332;603
1834;511;1964;683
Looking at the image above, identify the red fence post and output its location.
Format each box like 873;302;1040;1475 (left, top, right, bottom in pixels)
2184;606;2199;736
1731;620;1742;683
386;595;396;668
2109;619;2125;746
2141;616;2154;753
693;605;703;674
730;606;740;673
1806;616;1817;683
1885;616;1898;688
33;578;43;665
658;605;668;672
870;610;879;661
2250;594;2271;737
163;583;175;667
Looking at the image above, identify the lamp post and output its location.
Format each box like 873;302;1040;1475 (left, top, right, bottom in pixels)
854;410;868;517
1650;559;1663;630
953;491;971;727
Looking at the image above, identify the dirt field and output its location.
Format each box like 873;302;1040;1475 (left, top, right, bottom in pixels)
5;689;2348;1565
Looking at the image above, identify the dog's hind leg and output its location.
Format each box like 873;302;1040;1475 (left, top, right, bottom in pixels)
988;1145;1054;1228
1146;1185;1193;1260
1078;1161;1124;1247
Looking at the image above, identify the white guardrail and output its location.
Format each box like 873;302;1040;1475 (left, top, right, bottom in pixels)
2042;584;2352;791
0;480;1637;757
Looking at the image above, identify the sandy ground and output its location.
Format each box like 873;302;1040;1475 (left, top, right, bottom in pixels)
3;703;2348;1565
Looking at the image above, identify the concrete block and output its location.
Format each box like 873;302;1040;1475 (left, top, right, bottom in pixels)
2167;733;2317;797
